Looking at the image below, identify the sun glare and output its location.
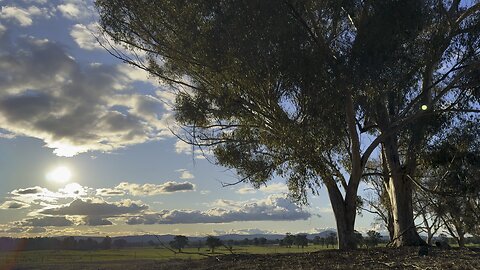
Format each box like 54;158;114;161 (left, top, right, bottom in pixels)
46;166;72;183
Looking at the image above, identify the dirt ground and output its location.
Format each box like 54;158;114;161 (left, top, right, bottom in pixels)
155;246;480;270
9;247;480;270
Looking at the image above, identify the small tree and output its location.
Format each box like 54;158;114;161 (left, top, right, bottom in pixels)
312;236;321;245
365;231;381;248
353;231;364;248
113;239;127;249
205;236;222;254
294;234;308;249
101;236;112;250
169;235;189;252
282;233;295;248
326;233;337;248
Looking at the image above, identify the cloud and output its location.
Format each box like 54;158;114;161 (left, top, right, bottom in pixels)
11;186;45;195
9;183;91;204
84;216;112;226
70;23;102;50
176;169;194;180
27;227;47;233
126;195;311;224
57;2;90;20
40;198;148;217
174;140;207;159
0;6;33;26
0;5;51;26
236;187;256;194
97;181;195;197
235;183;288;194
0;35;171;156
19;216;73;227
95;188;126;197
0;200;30;209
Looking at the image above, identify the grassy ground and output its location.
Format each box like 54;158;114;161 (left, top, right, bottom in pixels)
0;245;331;268
1;245;479;270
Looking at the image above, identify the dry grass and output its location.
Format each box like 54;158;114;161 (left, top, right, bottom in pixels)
3;246;479;270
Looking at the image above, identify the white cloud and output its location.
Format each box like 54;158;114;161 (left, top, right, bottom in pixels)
57;2;90;20
0;6;33;26
0;5;51;26
176;169;194;180
235;183;288;194
70;23;101;50
236;186;256;194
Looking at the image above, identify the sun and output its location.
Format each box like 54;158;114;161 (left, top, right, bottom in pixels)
46;166;72;183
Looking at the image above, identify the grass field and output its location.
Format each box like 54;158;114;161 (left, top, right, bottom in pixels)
0;245;333;269
2;244;479;270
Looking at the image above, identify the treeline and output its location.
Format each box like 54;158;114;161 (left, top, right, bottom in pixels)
0;236;127;251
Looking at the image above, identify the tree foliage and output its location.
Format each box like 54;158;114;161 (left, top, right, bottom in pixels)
96;0;480;249
169;235;189;252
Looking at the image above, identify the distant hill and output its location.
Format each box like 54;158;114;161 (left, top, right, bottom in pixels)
99;230;339;243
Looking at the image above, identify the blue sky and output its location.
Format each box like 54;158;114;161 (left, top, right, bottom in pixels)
0;0;378;237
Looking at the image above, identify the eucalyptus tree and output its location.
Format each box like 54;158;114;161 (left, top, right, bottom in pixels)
96;0;480;249
419;121;480;247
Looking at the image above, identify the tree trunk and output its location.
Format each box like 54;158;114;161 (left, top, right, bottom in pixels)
383;138;425;247
325;178;358;250
456;225;465;248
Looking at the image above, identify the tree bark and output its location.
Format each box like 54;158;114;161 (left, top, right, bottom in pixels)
383;137;426;247
324;176;358;250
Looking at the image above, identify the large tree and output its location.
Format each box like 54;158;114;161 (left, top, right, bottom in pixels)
96;0;480;249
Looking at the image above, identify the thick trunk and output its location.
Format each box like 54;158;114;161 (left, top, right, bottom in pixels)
325;178;358;250
383;137;425;247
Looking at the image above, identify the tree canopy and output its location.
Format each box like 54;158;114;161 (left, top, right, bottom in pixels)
96;0;480;249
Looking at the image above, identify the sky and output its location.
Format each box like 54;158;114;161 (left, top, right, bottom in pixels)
0;0;379;238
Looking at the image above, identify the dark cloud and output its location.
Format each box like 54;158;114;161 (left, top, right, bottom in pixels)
0;34;170;156
27;227;47;233
158;182;195;193
20;216;73;227
95;189;126;196
98;181;195;196
84;216;113;226
126;195;311;225
11;187;43;195
0;200;30;209
40;199;148;216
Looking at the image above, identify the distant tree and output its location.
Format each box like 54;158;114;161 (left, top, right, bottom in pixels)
326;233;337;248
282;233;295;248
312;236;321;245
113;239;128;249
101;236;112;250
85;238;98;250
147;240;158;248
353;231;364;248
205;236;222;254
241;238;251;245
169;235;189;252
62;236;77;250
258;237;267;246
294;234;308;249
365;231;381;248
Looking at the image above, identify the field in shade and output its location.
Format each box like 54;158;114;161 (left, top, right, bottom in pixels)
1;245;479;270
